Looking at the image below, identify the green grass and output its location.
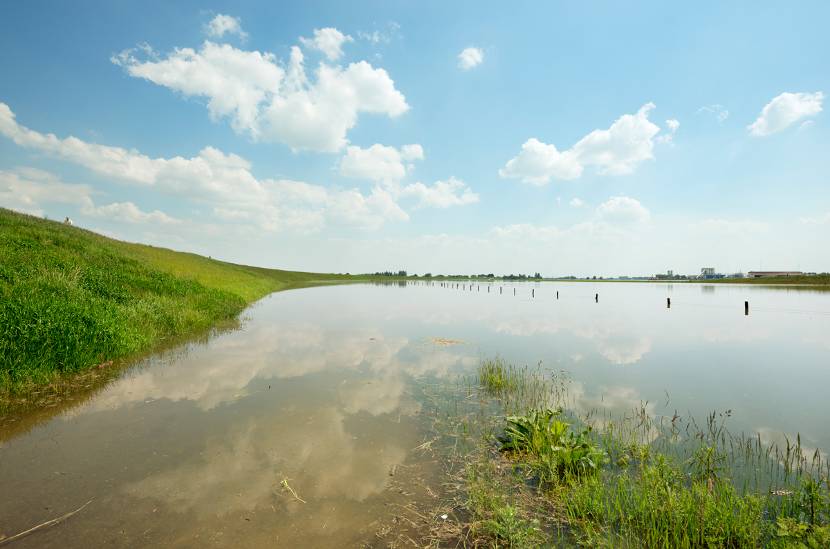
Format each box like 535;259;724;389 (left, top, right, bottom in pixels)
704;274;830;286
0;208;364;390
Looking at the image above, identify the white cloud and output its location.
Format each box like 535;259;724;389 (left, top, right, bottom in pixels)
338;143;423;183
595;196;650;224
112;29;408;152
112;42;283;135
748;92;824;136
691;218;769;235
299;27;353;61
498;138;582;185
400;144;424;161
800;212;830;225
500;103;662;185
401;177;479;209
0;102;410;232
698;104;729;124
569;197;585;208
87;201;181;225
656;118;680;144
0;167;182;226
357;22;401;45
204;14;247;40
0;168;94;217
457;47;484;70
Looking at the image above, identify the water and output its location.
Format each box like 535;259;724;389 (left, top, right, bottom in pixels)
1;282;829;546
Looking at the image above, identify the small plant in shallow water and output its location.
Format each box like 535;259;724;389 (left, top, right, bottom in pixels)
499;408;607;481
478;357;519;395
482;504;542;548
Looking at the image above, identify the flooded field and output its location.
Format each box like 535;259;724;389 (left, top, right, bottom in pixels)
1;282;829;546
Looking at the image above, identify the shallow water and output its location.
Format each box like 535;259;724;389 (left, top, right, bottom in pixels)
1;281;829;546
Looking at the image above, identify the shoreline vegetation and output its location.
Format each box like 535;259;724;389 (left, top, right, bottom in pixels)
407;359;830;547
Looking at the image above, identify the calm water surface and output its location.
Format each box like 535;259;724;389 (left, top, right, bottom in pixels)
1;282;828;546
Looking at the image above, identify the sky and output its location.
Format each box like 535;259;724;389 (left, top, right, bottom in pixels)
0;1;828;276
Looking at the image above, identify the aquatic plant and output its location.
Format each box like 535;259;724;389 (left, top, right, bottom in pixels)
500;408;607;481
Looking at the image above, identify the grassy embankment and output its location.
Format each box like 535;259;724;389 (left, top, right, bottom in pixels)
706;274;830;285
417;358;829;547
0;208;369;391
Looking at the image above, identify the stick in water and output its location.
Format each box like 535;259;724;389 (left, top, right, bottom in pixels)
0;499;93;546
280;479;306;504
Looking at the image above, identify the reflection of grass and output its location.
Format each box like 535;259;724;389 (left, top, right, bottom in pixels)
416;358;830;547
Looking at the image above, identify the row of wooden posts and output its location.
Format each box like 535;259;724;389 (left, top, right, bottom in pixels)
434;282;750;315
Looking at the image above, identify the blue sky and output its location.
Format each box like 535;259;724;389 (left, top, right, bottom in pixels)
1;1;828;275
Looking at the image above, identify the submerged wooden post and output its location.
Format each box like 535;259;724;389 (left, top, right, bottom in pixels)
500;287;502;294
556;291;559;299
745;301;749;316
514;288;516;296
488;286;490;293
532;288;535;298
667;297;671;308
595;293;598;303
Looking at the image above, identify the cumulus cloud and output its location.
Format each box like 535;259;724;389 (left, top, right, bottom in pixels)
569;197;585;208
457;47;484;70
204;14;247;40
86;201;181;225
499;103;662;185
0;168;94;217
0;102;411;232
748;92;824;136
299;27;353;61
0;167;181;225
656;118;679;144
112;27;408;152
595;196;650;224
698;104;729;124
338;143;423;183
401;177;479;209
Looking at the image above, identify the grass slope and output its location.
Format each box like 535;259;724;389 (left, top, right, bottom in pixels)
0;208;350;389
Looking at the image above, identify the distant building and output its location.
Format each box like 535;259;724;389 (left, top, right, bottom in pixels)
699;267;724;280
654;269;682;280
747;271;803;278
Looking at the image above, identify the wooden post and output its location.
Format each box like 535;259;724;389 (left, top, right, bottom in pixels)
500;287;502;294
532;288;535;298
556;291;559;299
667;297;671;308
745;301;749;316
514;288;516;296
595;293;598;303
488;286;490;293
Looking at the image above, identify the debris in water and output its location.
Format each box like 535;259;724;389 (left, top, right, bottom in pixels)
431;337;463;346
280;478;306;504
